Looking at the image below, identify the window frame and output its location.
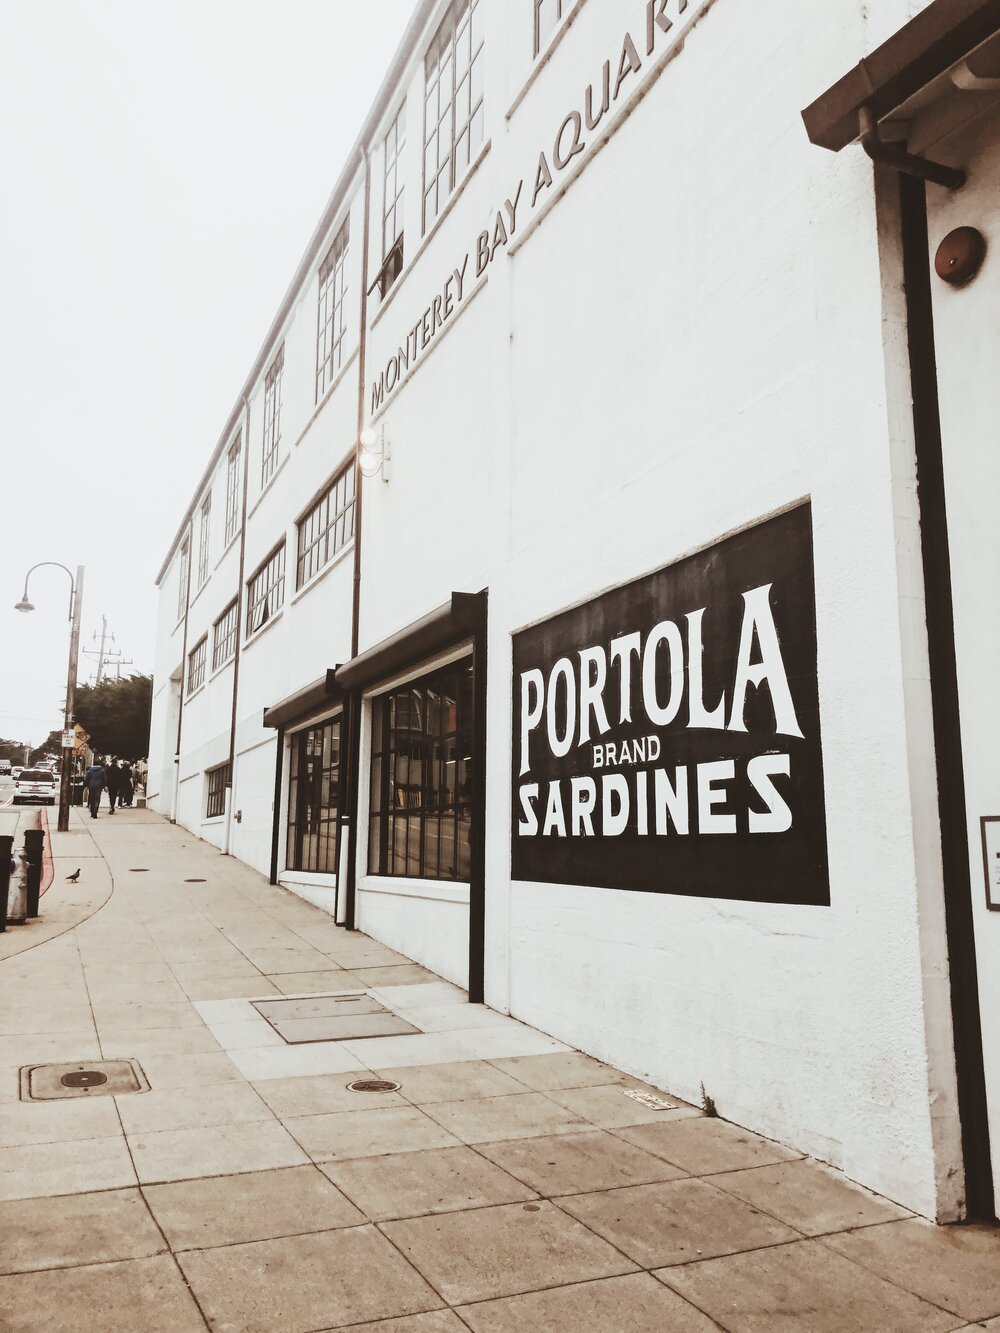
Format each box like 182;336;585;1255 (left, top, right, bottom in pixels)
246;542;286;639
286;716;342;874
261;345;285;487
196;495;211;588
224;434;242;546
316;220;350;400
422;0;485;234
295;463;357;590
533;0;565;57
206;762;230;819
367;657;475;882
380;102;407;296
187;636;207;695
177;540;190;621
212;599;239;671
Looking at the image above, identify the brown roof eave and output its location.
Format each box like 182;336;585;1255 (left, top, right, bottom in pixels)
802;0;1000;151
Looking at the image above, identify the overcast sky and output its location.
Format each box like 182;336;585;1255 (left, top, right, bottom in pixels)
0;0;415;746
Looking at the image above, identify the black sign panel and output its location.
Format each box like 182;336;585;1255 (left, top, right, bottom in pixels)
511;504;829;905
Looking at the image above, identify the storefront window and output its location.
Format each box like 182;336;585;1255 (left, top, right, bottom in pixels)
368;659;474;881
286;718;341;874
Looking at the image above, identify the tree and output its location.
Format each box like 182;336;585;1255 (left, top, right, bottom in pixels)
0;737;29;765
72;674;152;761
30;731;62;765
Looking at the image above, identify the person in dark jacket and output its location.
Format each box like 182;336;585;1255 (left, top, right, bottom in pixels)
118;762;134;808
83;762;106;819
106;760;121;813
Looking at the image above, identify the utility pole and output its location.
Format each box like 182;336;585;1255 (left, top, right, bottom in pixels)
82;617;131;684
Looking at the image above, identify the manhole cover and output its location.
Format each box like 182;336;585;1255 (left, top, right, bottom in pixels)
129;868;149;872
184;878;206;883
347;1079;401;1093
61;1070;108;1089
21;1059;149;1101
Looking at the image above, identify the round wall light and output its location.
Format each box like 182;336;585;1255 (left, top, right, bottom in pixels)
935;226;987;286
359;424;390;481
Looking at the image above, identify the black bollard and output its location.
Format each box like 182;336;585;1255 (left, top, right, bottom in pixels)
24;827;44;920
0;834;11;932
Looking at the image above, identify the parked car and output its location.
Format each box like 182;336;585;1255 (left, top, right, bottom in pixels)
12;769;56;805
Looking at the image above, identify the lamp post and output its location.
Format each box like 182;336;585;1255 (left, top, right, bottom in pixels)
15;563;85;833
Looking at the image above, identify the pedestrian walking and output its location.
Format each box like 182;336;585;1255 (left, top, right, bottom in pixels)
118;761;134;808
106;760;121;813
83;761;106;819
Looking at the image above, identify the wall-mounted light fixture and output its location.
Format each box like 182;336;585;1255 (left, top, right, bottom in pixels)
359;423;390;483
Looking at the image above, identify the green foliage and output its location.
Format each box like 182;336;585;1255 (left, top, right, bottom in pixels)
0;737;29;764
30;730;62;765
73;674;152;761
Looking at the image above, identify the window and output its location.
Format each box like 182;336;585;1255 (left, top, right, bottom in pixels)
212;599;238;671
197;495;211;587
206;762;230;818
225;435;242;546
296;464;356;589
187;636;207;695
246;543;285;638
316;221;349;399
177;540;189;620
286;718;341;873
533;0;564;56
262;345;284;486
379;103;406;297
423;0;485;232
368;659;474;881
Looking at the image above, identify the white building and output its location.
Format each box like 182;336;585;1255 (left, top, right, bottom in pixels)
150;0;1000;1223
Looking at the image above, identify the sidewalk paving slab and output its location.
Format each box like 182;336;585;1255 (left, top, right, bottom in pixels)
0;805;996;1332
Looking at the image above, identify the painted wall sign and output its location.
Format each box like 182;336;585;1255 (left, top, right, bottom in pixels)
511;505;830;905
981;817;1000;911
370;0;710;415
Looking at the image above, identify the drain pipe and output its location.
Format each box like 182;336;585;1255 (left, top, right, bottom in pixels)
343;145;373;933
171;518;194;824
858;105;965;190
223;397;252;856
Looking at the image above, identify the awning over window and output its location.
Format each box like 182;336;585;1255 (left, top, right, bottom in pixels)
336;590;487;693
262;670;342;729
802;0;1000;151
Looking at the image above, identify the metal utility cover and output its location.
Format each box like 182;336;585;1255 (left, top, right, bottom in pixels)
253;994;385;1023
251;993;419;1043
266;1013;420;1044
21;1060;149;1101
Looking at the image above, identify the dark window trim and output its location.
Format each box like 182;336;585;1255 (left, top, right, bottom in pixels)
187;635;207;695
206;761;230;818
295;461;357;590
212;599;239;671
246;541;286;639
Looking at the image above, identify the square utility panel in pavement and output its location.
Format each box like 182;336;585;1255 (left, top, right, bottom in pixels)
21;1059;149;1101
252;993;420;1044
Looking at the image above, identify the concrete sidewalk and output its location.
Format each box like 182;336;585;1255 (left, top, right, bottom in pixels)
0;809;998;1332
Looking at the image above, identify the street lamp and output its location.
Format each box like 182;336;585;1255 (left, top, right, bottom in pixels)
14;563;85;833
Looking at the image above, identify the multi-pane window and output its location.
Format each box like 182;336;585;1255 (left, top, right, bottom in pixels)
533;0;564;56
423;0;485;232
177;541;189;620
296;465;356;589
262;345;284;486
246;543;285;638
212;600;238;671
286;718;341;873
187;636;207;695
197;495;211;587
225;435;242;546
316;221;349;399
368;659;474;881
379;103;406;297
206;762;230;818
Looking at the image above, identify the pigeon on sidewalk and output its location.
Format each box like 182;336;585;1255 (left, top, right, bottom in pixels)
66;868;81;882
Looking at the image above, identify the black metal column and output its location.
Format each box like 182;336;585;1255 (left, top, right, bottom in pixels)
899;171;994;1220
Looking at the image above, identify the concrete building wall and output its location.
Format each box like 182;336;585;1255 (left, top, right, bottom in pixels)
149;0;975;1219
